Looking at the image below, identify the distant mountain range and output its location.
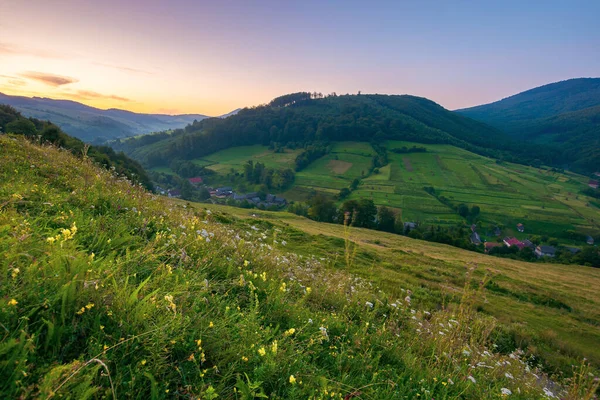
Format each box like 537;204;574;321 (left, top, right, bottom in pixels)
457;78;600;172
0;92;211;143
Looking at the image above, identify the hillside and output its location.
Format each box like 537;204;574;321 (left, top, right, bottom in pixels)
457;78;600;172
0;92;208;143
2;136;599;398
0;104;152;189
114;93;559;168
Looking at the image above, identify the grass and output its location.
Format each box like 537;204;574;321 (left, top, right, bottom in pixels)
2;136;598;398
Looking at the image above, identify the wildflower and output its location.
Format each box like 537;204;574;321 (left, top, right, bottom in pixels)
467;375;476;384
308;318;313;324
209;321;214;328
258;347;266;356
500;388;512;396
271;340;278;354
241;356;249;362
543;387;556;398
46;236;56;244
289;375;297;384
11;268;20;279
196;339;202;347
505;372;514;379
448;378;454;385
85;303;94;310
8;299;18;306
305;287;311;295
365;301;374;309
284;328;296;336
243;260;250;267
404;296;411;304
319;326;329;339
141;359;147;365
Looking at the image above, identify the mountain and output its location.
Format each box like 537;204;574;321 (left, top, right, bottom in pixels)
456;78;600;172
218;108;241;118
0;92;208;143
116;92;555;168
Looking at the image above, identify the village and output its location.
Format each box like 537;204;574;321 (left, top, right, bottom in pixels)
469;222;595;259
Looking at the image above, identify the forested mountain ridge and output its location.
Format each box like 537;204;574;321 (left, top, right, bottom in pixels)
457;78;600;173
457;78;600;132
0;92;208;143
114;92;558;168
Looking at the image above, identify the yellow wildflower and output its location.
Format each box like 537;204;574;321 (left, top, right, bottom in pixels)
209;321;214;328
284;328;296;336
141;359;147;365
306;287;312;295
289;375;296;384
258;347;266;356
46;236;56;244
242;356;249;362
196;339;202;348
8;299;18;306
85;303;94;310
271;340;278;354
243;260;250;267
11;268;20;279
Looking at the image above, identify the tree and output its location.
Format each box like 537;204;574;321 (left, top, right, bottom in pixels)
470;205;481;218
41;125;62;144
308;195;336;223
6;118;37;136
377;206;395;232
457;203;469;218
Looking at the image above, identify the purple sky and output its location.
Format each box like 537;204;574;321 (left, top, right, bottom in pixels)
1;0;599;115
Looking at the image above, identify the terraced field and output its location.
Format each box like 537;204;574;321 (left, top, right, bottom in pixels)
174;141;599;243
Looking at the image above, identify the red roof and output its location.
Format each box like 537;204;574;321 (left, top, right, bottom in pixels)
189;177;203;184
504;237;523;248
485;242;502;249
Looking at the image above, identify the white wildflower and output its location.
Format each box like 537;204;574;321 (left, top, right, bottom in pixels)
404;296;411;304
505;372;514;380
500;388;512;396
467;375;476;384
365;301;374;309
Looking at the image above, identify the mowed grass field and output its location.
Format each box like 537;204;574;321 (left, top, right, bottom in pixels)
197;203;600;374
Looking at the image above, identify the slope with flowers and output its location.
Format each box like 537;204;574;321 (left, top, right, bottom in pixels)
1;135;598;399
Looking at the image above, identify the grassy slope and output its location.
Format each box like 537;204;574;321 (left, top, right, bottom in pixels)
204;204;600;373
2;136;597;398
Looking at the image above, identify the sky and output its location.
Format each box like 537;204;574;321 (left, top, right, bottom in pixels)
1;0;599;116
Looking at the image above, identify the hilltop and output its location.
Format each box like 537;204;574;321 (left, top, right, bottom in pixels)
457;78;600;173
0;92;208;143
1;136;598;398
114;92;558;169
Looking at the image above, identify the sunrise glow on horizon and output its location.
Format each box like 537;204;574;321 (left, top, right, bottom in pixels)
1;0;599;116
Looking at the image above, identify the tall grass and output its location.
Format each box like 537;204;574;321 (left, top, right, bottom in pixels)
0;136;597;399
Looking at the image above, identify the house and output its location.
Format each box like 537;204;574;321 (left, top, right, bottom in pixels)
404;222;417;232
535;245;556;258
188;177;203;186
566;247;581;254
503;237;525;250
589;180;599;189
470;232;481;245
167;189;181;198
522;239;535;249
470;224;477;233
215;187;233;196
484;242;502;253
273;196;287;205
517;223;524;232
587;236;595;245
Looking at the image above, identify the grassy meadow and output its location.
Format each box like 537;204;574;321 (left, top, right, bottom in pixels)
2;135;599;399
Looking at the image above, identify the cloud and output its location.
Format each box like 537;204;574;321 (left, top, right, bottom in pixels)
8;79;27;86
94;62;153;75
19;71;78;87
0;42;64;59
72;90;130;102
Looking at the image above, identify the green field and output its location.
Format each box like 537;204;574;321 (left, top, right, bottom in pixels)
199;141;599;242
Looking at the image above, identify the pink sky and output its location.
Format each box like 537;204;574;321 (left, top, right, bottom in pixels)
1;0;598;115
